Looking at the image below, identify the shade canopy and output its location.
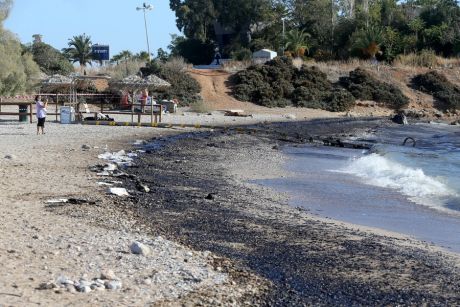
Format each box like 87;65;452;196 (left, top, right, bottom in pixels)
109;74;171;91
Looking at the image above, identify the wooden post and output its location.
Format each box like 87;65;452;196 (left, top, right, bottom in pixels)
29;102;33;123
55;94;58;122
131;100;134;124
150;100;154;125
159;105;162;123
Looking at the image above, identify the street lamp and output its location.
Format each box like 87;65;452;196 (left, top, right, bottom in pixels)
136;2;154;61
281;17;286;54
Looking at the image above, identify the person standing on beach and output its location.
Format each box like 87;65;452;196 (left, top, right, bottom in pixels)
35;95;48;135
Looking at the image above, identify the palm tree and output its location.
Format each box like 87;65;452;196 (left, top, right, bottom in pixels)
62;33;93;68
352;26;383;61
111;50;134;76
284;29;311;57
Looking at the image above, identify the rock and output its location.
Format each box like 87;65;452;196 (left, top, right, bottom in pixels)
284;114;296;120
100;269;118;280
108;187;130;197
143;278;152;285
136;182;150;193
130;241;151;255
4;154;16;160
451;120;460;125
81;144;91;150
66;285;77;293
391;113;408;125
56;276;73;286
37;282;57;290
205;193;215;200
104;280;122;290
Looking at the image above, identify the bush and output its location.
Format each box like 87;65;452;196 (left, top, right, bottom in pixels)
394;50;438;68
231;48;252;61
340;68;409;110
412;71;460;110
140;58;201;106
170;38;215;65
231;56;356;111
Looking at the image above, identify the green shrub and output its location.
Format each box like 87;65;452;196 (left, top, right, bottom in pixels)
326;89;356;112
141;58;201;106
412;71;460;110
231;48;252;61
231;56;356;111
394;50;438;68
340;68;409;110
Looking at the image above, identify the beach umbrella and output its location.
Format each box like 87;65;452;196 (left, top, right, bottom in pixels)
109;74;171;91
40;74;74;92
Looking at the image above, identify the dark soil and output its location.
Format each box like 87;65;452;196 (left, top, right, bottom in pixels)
119;118;460;306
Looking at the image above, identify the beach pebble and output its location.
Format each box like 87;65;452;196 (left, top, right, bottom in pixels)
100;269;118;280
109;187;130;197
104;280;122;290
38;281;57;290
130;241;151;255
81;144;91;150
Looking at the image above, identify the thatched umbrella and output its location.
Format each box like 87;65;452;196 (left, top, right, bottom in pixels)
109;74;171;91
41;74;73;91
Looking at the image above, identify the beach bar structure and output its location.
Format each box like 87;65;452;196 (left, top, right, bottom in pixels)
0;74;171;125
253;49;278;64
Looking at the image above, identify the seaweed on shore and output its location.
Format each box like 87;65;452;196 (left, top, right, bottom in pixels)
412;71;460;111
231;57;355;112
339;68;409;110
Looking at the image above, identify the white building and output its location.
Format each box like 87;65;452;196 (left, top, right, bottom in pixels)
253;49;278;64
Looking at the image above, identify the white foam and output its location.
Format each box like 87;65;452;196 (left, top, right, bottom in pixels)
341;153;457;210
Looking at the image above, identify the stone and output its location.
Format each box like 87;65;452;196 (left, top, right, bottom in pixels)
108;187;130;197
143;278;152;285
391;113;408;125
100;269;118;280
136;182;150;193
130;241;151;255
38;282;57;290
81;144;91;150
284;114;296;120
4;154;16;160
105;280;122;290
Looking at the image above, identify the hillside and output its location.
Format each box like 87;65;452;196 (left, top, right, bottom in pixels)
188;63;460;122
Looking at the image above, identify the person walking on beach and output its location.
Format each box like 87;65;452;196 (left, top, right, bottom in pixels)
35;95;48;135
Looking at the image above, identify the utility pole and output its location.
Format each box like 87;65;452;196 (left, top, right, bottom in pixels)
136;2;154;61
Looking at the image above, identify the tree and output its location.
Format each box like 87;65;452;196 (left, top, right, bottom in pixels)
62;34;93;68
134;51;150;62
170;0;217;41
111;50;134;77
351;26;383;60
27;42;74;75
0;0;40;95
284;29;311;57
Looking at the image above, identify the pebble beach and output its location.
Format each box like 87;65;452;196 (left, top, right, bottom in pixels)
1;113;460;305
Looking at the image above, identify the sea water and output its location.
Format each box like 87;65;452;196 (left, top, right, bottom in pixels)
258;123;460;252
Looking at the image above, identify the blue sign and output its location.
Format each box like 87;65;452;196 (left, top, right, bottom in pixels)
92;45;110;61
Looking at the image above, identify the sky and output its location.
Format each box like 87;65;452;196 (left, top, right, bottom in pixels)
4;0;181;58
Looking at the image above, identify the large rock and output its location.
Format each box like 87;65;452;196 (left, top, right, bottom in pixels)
392;113;408;125
130;241;151;255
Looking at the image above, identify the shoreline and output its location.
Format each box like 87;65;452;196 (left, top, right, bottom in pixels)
116;117;460;304
1;117;459;305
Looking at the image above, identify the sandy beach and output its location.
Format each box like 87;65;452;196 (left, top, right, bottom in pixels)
1;113;460;305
